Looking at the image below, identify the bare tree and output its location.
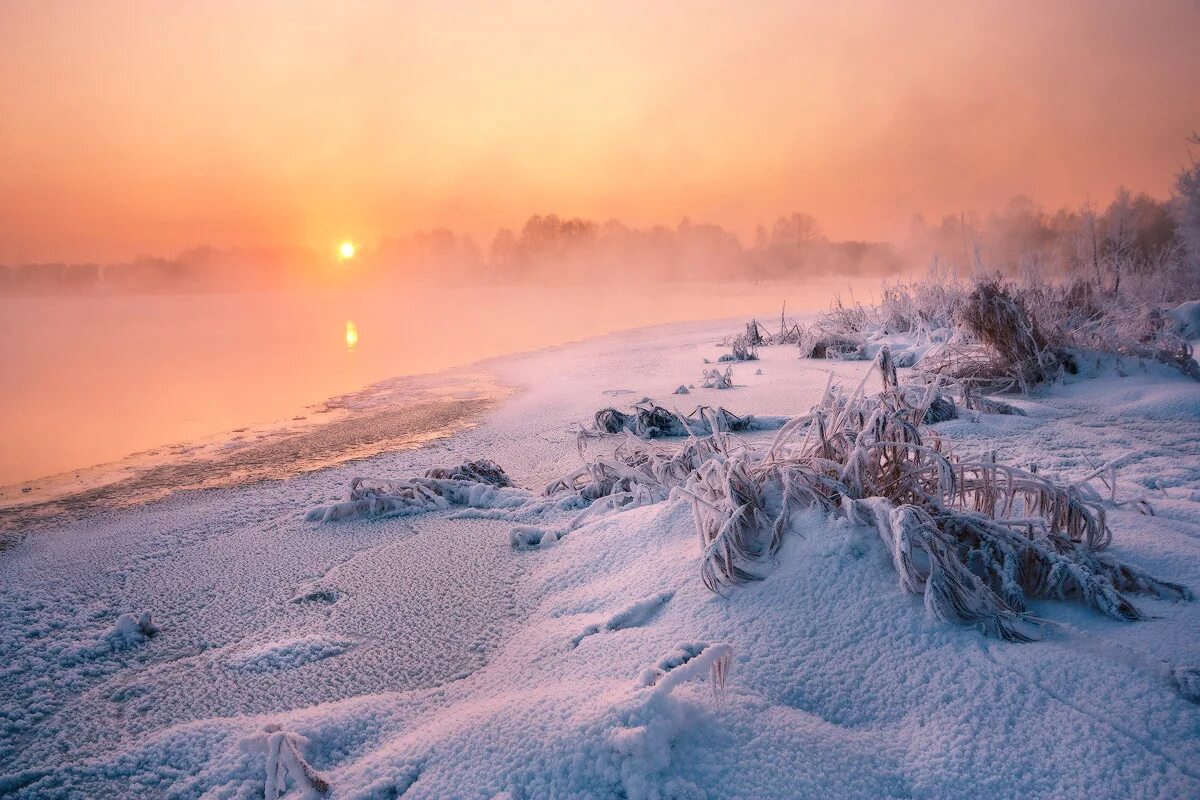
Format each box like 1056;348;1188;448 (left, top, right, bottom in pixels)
1105;187;1137;293
1173;133;1200;270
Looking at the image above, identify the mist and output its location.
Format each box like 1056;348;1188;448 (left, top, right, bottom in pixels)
3;0;1200;485
3;1;1199;264
0;279;887;488
2;179;1193;295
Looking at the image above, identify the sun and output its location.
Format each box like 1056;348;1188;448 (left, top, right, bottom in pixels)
338;241;357;260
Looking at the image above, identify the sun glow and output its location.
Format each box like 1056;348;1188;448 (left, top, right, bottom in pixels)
338;241;356;260
345;320;359;350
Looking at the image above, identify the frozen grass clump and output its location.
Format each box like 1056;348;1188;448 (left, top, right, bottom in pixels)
916;341;1016;393
595;403;693;438
745;320;766;347
588;401;784;440
423;459;512;487
244;725;330;800
106;611;158;648
844;498;1033;641
799;270;1199;396
743;314;803;346
678;348;1189;640
547;433;727;504
529;435;736;544
1093;305;1200;382
797;327;866;360
954;280;1077;392
717;333;759;362
306;460;530;522
878;275;962;336
771;322;805;346
700;366;733;389
912;280;1077;394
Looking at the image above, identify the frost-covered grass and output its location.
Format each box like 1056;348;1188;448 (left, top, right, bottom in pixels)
1;313;1199;798
796;271;1200;389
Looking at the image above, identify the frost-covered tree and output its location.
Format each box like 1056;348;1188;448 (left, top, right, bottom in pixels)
769;212;821;248
1173;133;1200;271
1076;200;1104;289
1105;188;1136;292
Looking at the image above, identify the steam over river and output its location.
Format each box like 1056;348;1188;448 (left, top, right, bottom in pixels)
0;280;880;512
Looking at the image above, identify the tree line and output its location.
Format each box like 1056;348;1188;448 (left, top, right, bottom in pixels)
5;142;1199;294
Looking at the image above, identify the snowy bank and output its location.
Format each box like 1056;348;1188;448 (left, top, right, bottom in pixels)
1;317;1199;798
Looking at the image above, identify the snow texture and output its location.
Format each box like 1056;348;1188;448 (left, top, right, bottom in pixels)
1;316;1198;798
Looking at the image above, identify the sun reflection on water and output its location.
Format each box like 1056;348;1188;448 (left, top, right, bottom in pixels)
345;320;359;351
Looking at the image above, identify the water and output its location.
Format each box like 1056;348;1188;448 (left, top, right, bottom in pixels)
0;280;876;511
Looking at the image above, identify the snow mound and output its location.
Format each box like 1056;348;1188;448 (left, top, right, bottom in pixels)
1170;299;1200;338
106;611;159;648
1109;382;1200;420
305;476;531;523
225;635;353;673
572;591;675;647
509;524;560;550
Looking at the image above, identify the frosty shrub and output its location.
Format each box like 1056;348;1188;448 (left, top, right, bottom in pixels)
677;348;1189;640
717;333;759;363
306;461;529;522
786;269;1199;391
700;367;734;389
305;353;1189;647
423;459;512;487
955;280;1076;391
587;401;784;440
244;725;330;800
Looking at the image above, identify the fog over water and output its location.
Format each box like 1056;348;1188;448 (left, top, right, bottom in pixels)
0;280;881;494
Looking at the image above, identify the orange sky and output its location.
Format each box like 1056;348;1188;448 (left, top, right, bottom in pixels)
2;0;1198;263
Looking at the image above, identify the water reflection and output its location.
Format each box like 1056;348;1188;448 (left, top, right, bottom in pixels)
0;281;878;488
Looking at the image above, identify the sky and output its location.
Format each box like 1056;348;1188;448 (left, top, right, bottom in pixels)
1;0;1199;263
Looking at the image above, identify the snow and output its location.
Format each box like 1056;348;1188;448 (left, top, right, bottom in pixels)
225;636;355;674
1;317;1199;798
1170;299;1200;339
107;611;159;648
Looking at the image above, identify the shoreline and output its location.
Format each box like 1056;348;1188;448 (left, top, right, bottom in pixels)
0;311;768;527
0;283;853;493
0;373;508;538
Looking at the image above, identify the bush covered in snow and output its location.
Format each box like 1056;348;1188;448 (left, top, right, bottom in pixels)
782;270;1200;392
699;367;733;389
306;461;531;523
677;350;1190;640
588;401;783;440
106;611;158;648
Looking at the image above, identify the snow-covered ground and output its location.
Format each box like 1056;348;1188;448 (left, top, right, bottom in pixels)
2;318;1199;799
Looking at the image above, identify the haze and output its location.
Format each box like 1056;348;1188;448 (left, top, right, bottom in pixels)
0;281;876;488
3;0;1199;264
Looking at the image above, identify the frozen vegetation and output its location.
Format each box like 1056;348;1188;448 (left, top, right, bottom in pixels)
2;278;1200;798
